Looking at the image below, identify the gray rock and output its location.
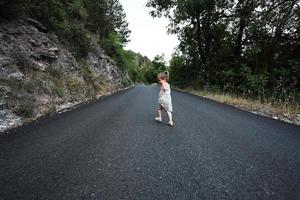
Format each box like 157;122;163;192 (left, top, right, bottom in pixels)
295;114;300;125
36;95;51;105
24;18;47;33
49;47;58;52
32;48;58;60
0;109;22;133
0;56;14;67
32;61;47;71
8;71;24;80
0;110;6;119
0;18;131;133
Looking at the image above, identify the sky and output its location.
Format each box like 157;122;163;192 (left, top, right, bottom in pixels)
119;0;179;62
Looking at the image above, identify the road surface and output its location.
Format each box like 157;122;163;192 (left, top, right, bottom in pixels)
0;85;299;200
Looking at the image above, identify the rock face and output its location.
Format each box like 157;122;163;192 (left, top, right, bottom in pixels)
0;18;132;133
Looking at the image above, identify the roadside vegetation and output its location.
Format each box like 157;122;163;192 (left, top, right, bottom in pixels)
147;0;300;124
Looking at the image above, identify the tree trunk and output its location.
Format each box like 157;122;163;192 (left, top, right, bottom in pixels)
234;18;245;69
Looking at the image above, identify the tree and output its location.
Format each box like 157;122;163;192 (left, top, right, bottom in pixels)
106;0;131;43
83;0;130;43
169;52;188;86
152;54;166;72
147;0;300;100
84;0;110;37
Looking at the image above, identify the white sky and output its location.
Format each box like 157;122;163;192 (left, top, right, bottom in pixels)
119;0;179;62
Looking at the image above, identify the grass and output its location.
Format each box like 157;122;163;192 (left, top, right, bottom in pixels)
177;87;300;125
15;102;35;118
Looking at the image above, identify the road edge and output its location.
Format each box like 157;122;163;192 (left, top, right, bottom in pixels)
173;87;300;127
0;85;135;135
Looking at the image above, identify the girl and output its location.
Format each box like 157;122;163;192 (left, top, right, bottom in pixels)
155;71;174;127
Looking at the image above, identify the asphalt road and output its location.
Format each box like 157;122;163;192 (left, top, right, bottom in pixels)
0;85;299;200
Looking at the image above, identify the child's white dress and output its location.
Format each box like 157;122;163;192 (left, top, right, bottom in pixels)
158;83;173;112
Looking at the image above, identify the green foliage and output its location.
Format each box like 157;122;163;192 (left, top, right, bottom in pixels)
52;85;65;98
116;48;149;83
67;0;87;21
13;48;35;71
83;0;130;42
149;0;300;101
1;0;153;84
0;78;30;118
84;0;110;36
15;101;35;118
100;32;153;83
144;68;157;83
65;75;85;99
79;61;104;93
152;55;166;72
48;68;64;80
63;24;91;57
169;53;188;86
100;32;124;58
106;0;131;43
143;55;167;83
80;63;94;83
238;66;269;97
1;0;130;55
28;0;66;31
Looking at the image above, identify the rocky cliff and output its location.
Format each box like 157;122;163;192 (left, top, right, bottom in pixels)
0;18;132;132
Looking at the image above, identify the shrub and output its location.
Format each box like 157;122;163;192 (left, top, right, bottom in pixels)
65;75;84;96
58;24;91;57
79;63;94;82
66;0;87;21
68;24;91;57
13;48;34;71
15;97;36;118
52;85;65;97
239;65;268;98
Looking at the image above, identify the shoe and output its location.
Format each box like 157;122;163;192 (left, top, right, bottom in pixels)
168;121;174;127
155;117;162;122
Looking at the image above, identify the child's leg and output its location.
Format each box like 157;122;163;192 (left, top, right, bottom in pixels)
157;109;162;119
167;111;173;125
155;108;162;122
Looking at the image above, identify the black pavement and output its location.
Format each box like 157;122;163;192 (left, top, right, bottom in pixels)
0;85;299;200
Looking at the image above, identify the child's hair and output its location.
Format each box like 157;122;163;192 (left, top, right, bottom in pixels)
157;71;169;81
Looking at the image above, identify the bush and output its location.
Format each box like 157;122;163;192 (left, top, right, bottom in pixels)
15;97;36;118
79;63;94;82
169;55;188;86
69;24;91;57
58;24;91;57
239;65;268;97
100;32;152;83
28;0;66;31
13;48;34;71
52;85;65;97
144;68;157;83
65;75;84;97
66;0;87;21
100;32;123;59
48;68;64;80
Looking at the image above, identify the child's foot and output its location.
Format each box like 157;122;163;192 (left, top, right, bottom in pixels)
168;121;174;127
155;117;162;122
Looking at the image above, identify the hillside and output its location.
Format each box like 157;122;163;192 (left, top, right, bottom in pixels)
0;0;162;132
0;18;132;132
